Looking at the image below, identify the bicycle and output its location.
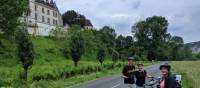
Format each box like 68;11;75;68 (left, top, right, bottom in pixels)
145;75;182;88
144;77;161;88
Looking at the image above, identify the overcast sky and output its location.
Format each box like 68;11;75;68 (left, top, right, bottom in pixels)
54;0;200;43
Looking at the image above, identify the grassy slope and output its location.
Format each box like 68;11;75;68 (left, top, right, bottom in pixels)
172;61;200;88
0;37;123;87
0;37;154;88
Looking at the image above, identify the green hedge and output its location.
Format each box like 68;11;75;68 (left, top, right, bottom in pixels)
0;60;124;87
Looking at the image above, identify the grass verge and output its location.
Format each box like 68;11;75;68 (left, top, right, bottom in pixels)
29;61;153;88
172;61;200;88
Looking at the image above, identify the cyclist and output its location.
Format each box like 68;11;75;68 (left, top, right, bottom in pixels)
159;64;176;88
134;63;152;88
122;57;136;88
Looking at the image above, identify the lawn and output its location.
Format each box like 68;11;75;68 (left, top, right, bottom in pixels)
172;61;200;88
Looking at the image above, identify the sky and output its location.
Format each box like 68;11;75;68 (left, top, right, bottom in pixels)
54;0;200;43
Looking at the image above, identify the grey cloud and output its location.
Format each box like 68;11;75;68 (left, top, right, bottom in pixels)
55;0;200;43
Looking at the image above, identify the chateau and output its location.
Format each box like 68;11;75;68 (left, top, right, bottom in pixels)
23;0;63;36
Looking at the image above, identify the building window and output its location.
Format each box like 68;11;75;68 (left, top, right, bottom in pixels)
53;19;57;25
53;11;57;17
28;9;31;16
35;13;38;20
42;8;45;13
47;17;50;24
47;10;50;15
53;19;55;25
35;5;38;11
55;13;57;17
56;20;58;25
42;16;45;22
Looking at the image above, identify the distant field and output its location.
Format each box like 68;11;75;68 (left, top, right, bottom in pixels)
172;61;200;88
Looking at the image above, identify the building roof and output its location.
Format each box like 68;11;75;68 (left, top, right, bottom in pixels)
85;19;93;27
35;0;58;10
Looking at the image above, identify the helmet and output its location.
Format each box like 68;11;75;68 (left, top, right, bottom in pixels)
160;64;171;71
137;63;144;66
127;57;135;60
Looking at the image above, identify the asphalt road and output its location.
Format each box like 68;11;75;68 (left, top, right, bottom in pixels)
70;63;162;88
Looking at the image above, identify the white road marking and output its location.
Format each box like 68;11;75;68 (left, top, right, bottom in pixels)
111;83;121;88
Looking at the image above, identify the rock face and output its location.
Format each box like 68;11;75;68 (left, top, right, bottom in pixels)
185;41;200;53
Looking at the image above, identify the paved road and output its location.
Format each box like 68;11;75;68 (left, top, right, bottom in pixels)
70;63;162;88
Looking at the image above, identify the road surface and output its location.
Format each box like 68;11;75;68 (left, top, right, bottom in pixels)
70;63;162;88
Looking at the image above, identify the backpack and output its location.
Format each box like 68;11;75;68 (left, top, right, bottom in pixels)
173;75;182;88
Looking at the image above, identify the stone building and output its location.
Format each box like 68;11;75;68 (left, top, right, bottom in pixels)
23;0;63;36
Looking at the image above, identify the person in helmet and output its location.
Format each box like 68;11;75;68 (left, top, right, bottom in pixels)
122;57;136;88
159;64;176;88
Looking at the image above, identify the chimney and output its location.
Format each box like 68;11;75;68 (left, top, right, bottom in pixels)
46;0;49;3
50;0;54;5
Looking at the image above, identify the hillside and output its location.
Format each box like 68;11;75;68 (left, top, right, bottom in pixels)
185;41;200;53
0;37;123;87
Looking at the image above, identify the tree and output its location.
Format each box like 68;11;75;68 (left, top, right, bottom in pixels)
62;10;78;26
171;36;184;45
16;29;34;81
69;25;85;67
116;35;126;49
111;49;119;63
170;36;184;60
99;26;117;54
62;10;92;27
82;30;99;54
133;16;169;61
0;0;29;39
125;36;134;48
115;35;135;61
115;35;126;60
97;46;106;64
183;46;193;59
196;52;200;59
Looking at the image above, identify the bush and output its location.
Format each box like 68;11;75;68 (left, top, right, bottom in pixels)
49;27;67;39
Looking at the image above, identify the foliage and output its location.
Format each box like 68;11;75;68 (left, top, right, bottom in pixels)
49;27;67;39
132;16;194;61
0;36;127;87
82;30;99;54
62;10;93;27
0;0;29;39
170;36;184;60
183;46;193;59
15;29;34;81
125;36;134;48
133;16;169;60
111;49;119;62
99;26;117;54
196;52;200;59
96;46;106;64
68;25;85;67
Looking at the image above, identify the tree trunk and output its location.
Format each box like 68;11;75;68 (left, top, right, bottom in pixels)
23;68;28;81
74;61;78;67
